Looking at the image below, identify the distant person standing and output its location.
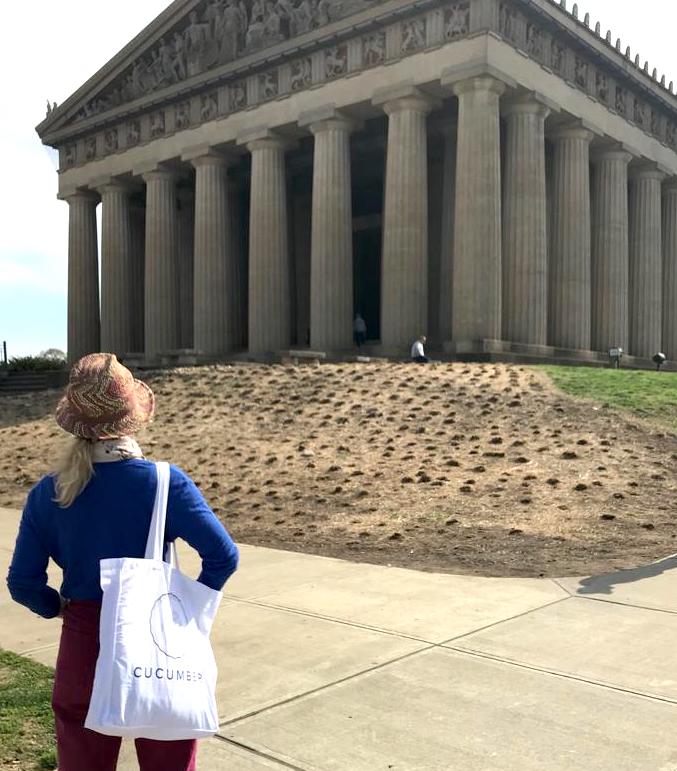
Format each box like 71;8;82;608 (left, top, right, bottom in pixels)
354;313;367;348
411;335;429;363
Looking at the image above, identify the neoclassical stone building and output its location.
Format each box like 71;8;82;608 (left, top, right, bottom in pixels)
38;0;677;365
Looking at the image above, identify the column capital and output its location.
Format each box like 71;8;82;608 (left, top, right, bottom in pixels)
136;163;177;184
92;177;132;196
663;177;677;194
441;63;516;92
236;126;291;153
549;122;595;143
502;92;553;119
372;83;439;114
60;189;100;205
181;144;235;168
629;160;667;182
590;144;634;165
299;105;359;135
451;75;506;98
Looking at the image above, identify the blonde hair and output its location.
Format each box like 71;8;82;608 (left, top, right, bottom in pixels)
53;437;95;508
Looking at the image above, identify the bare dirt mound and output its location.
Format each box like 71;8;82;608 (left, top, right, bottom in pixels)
1;362;676;577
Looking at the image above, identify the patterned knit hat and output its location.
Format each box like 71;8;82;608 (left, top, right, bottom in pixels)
55;353;155;440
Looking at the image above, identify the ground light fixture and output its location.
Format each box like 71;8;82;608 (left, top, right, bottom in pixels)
608;348;623;369
653;352;667;370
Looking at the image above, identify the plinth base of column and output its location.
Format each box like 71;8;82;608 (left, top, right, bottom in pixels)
443;339;608;366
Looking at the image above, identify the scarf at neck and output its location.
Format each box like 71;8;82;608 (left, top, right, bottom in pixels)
91;436;144;463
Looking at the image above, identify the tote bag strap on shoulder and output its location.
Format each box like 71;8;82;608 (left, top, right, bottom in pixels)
145;462;171;561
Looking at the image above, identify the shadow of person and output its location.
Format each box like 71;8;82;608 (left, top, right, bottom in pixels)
575;554;677;596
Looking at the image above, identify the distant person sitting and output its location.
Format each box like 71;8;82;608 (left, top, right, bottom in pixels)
354;313;367;348
411;336;428;363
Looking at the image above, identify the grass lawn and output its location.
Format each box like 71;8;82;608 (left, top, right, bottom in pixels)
0;650;56;771
540;366;677;431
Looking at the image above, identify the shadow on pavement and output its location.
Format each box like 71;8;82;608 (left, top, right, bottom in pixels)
576;554;677;595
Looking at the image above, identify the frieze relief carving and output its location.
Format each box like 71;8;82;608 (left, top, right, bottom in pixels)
85;136;97;161
595;71;608;103
550;39;564;74
363;31;385;66
574;57;587;89
175;101;192;130
499;3;518;43
230;80;247;109
150;110;166;138
325;44;348;78
401;18;426;53
525;22;542;58
259;70;279;99
73;0;373;122
615;85;627;115
290;57;312;90
633;97;645;127
444;3;469;39
667;122;676;149
104;128;119;153
200;92;219;121
127;120;141;146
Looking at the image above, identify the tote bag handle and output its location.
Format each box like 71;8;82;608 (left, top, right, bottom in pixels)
144;462;179;568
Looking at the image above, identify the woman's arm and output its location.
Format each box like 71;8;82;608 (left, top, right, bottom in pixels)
6;490;61;619
166;466;239;590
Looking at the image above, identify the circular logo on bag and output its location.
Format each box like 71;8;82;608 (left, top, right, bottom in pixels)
149;593;189;659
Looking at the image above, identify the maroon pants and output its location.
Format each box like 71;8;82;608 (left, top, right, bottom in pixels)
52;601;198;771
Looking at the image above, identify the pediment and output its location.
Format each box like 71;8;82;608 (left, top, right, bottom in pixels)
38;0;382;142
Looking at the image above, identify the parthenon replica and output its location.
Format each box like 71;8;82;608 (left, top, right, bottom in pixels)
38;0;677;366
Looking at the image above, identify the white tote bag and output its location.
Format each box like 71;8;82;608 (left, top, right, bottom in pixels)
85;462;223;740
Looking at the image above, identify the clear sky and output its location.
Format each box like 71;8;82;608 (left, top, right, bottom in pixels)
1;0;675;358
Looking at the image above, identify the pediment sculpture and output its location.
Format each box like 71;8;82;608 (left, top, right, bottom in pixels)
73;0;379;123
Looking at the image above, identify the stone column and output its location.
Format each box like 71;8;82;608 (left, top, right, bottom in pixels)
663;181;677;360
66;192;100;363
629;164;665;358
177;188;195;350
377;91;434;349
438;120;457;343
502;96;549;346
190;152;240;354
129;201;146;353
548;124;594;350
99;181;134;357
451;76;505;343
591;148;631;353
244;135;291;353
307;114;354;350
142;168;180;358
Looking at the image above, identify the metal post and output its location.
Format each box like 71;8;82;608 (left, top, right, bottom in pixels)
2;341;7;365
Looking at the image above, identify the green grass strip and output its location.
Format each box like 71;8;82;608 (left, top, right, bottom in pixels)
0;649;56;770
539;365;677;431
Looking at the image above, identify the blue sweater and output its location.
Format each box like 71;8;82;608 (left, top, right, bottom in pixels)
6;460;239;619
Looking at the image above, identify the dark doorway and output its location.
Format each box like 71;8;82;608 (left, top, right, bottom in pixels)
351;118;386;343
353;226;381;341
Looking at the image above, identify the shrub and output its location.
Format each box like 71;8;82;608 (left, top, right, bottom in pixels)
7;356;67;372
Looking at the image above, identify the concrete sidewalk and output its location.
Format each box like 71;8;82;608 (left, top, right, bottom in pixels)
2;505;677;770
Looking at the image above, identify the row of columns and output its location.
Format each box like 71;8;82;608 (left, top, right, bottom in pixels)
66;75;677;364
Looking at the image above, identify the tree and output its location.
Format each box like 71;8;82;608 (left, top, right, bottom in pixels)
40;348;66;361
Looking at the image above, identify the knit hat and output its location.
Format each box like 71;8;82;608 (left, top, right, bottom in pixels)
55;353;155;440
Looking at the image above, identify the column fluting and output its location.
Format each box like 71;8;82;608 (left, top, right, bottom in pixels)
143;169;180;358
309;116;354;350
502;96;549;345
247;136;291;353
663;181;677;360
99;182;134;356
629;165;665;358
380;94;433;349
591;149;631;353
548;124;594;350
192;153;240;354
66;193;100;363
452;76;505;343
438;120;457;342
